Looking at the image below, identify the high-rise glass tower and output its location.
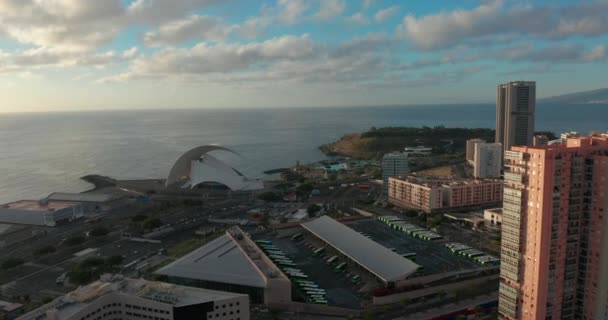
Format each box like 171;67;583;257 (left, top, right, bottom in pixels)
496;81;536;152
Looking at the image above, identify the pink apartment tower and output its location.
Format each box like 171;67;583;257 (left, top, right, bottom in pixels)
498;135;608;319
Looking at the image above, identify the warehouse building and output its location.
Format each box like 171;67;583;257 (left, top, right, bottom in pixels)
46;192;127;212
0;200;83;227
302;216;420;285
155;226;291;304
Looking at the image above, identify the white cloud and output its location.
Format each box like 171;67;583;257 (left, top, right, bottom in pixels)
374;5;399;23
126;0;221;24
106;34;315;81
346;13;370;25
582;45;606;62
277;0;310;25
0;0;226;52
314;0;346;21
143;15;235;46
362;0;374;10
122;47;139;59
397;0;608;50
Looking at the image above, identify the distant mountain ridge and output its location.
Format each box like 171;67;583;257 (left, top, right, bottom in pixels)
541;88;608;105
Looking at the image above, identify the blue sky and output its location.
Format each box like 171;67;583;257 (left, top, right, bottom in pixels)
0;0;607;112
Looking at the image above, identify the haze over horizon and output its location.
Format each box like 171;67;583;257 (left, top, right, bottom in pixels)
1;0;607;113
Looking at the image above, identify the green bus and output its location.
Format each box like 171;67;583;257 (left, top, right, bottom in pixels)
334;262;347;272
312;247;326;256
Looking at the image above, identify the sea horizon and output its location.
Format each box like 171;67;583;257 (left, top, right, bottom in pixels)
1;103;606;204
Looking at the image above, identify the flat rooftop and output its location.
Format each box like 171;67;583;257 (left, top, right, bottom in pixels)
46;192;121;203
302;216;420;283
19;274;246;320
155;233;267;288
1;200;78;211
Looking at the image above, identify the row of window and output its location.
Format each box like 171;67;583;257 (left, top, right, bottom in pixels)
125;304;170;315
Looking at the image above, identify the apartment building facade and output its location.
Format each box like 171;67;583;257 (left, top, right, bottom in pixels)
388;177;503;213
498;136;608;320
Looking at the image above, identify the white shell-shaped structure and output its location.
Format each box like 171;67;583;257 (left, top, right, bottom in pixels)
166;145;264;191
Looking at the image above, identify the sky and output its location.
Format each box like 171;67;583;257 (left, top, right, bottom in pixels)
0;0;607;112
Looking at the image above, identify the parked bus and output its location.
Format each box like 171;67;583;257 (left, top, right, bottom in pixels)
296;280;314;284
334;262;347;272
326;255;338;265
312;247;326;256
291;233;303;241
401;252;417;261
255;240;272;245
351;275;361;283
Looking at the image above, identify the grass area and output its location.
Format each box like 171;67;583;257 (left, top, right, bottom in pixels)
168;239;203;258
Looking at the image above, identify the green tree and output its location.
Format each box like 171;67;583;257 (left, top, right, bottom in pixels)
257;191;281;202
307;204;321;217
34;245;56;256
1;258;24;270
405;210;418;218
89;226;110;237
143;218;163;230
106;255;124;266
65;235;86;247
296;183;314;196
131;214;147;222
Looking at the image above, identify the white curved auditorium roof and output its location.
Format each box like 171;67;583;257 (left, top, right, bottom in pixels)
166;145;263;191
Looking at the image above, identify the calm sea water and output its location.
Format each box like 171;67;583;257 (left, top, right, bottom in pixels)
0;104;606;204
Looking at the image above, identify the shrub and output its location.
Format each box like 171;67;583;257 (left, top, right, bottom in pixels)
1;258;24;270
34;245;56;256
65;235;86;247
89;226;110;237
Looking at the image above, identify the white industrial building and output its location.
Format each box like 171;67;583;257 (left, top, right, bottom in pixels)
155;227;292;304
473;142;502;179
19;274;249;320
166;145;264;191
302;216;420;284
0;200;83;227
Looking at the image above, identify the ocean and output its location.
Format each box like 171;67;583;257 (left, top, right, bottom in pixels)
0;103;606;204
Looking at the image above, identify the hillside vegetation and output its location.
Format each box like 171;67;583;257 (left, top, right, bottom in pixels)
320;126;495;160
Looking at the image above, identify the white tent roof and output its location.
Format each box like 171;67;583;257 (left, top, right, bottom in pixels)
166;145;263;191
302;216;420;283
155;234;267;288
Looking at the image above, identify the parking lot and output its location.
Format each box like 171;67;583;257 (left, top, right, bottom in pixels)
346;219;479;275
257;236;363;310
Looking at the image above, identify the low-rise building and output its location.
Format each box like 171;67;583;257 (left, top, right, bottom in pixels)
388;176;503;213
45;192;127;213
18;274;249;320
155;227;291;304
0;200;83;227
483;208;502;230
